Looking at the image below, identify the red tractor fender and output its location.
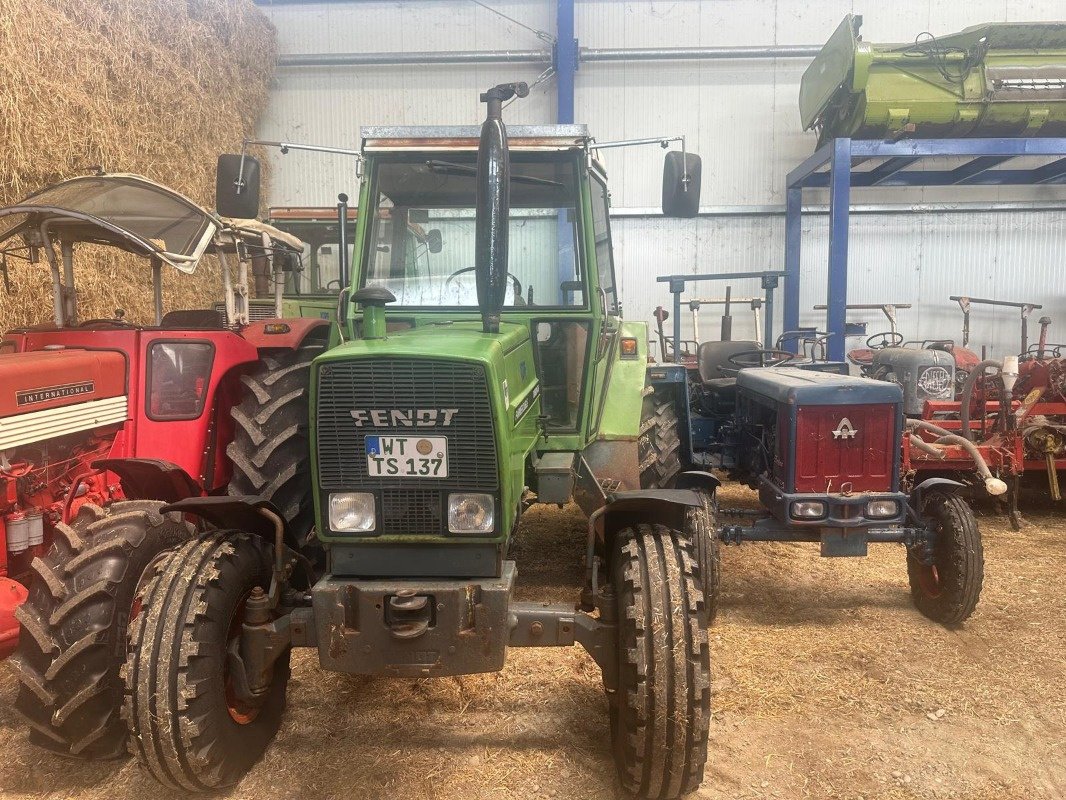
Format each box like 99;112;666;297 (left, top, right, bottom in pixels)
240;317;330;352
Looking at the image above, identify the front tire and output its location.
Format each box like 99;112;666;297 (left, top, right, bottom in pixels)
907;492;984;625
12;501;194;758
609;525;710;799
685;491;721;624
123;531;289;791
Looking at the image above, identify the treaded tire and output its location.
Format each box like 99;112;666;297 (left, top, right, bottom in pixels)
123;531;289;791
609;524;710;799
226;336;325;546
685;491;721;625
639;387;682;489
12;501;194;758
907;492;984;626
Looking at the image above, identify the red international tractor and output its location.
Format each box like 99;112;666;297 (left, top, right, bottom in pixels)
0;173;328;755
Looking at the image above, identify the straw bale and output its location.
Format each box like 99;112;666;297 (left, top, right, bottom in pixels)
0;0;276;332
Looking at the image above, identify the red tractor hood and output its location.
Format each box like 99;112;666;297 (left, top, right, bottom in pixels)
0;349;127;450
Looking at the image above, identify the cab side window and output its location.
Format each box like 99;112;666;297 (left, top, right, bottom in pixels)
590;176;618;315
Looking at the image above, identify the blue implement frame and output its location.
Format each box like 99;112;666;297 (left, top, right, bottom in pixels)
785;137;1066;362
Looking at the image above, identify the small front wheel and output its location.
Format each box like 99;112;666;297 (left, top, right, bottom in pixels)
123;531;289;791
609;524;710;799
907;492;984;625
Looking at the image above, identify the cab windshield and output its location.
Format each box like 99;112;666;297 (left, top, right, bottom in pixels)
362;152;585;309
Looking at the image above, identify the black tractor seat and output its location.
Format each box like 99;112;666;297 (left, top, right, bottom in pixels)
697;339;760;386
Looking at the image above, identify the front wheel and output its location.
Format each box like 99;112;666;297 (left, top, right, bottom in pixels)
609;525;710;799
907;492;984;625
13;501;194;758
684;491;721;624
123;531;289;791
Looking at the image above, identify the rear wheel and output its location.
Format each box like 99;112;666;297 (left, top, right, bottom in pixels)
907;492;984;625
12;501;194;758
639;387;682;489
123;531;289;791
685;491;721;624
609;525;710;799
227;336;325;549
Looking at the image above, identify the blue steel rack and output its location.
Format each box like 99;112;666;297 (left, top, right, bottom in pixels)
784;137;1066;362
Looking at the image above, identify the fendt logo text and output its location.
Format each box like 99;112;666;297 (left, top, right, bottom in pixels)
349;408;460;427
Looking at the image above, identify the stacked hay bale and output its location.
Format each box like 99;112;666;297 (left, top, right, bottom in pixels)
0;0;276;331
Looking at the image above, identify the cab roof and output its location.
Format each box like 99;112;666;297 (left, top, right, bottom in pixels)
362;124;591;151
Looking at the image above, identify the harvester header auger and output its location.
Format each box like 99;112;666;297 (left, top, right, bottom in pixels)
801;14;1066;146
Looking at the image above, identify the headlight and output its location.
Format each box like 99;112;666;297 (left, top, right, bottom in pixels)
865;499;900;519
790;500;827;520
329;492;376;532
917;366;952;398
448;493;495;534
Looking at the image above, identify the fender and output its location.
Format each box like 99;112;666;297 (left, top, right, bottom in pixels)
910;477;966;507
93;458;202;503
675;470;721;495
595;488;704;552
160;495;293;547
240;317;329;351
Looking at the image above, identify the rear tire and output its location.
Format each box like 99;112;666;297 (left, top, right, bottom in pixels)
227;336;325;548
639;387;682;489
123;531;289;791
12;501;194;758
685;491;721;624
609;525;710;799
907;492;984;625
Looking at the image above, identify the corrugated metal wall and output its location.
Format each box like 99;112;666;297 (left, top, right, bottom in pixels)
258;0;1066;357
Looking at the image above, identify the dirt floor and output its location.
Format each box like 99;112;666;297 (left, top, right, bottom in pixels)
0;484;1062;800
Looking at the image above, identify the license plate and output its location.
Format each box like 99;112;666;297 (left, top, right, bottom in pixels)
365;436;448;478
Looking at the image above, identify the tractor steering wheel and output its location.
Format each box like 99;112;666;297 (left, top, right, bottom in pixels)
726;349;795;370
866;331;904;350
444;267;522;303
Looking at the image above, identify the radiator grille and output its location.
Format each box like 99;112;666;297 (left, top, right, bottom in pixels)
213;301;276;323
316;358;498;536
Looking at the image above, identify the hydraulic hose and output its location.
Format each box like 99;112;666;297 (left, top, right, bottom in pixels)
959;359;1004;442
905;419;1008;496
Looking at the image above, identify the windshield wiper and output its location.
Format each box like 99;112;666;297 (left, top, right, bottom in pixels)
424;160;563;188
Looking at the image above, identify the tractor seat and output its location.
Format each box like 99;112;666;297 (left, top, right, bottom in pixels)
697;340;759;383
159;309;225;329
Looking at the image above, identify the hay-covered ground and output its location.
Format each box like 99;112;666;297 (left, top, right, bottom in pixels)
0;484;1062;799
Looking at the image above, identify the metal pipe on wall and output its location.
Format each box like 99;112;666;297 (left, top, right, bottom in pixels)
278;49;550;67
580;45;822;61
276;43;822;69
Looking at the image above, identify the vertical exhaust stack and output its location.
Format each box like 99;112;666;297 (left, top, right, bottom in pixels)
475;82;528;334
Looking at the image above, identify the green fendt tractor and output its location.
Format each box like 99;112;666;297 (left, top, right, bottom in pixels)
111;84;713;797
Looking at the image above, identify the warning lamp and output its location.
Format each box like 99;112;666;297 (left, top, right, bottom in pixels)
619;337;639;359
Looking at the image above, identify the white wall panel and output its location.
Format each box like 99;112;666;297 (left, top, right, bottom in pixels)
613;210;1066;358
258;0;1066;357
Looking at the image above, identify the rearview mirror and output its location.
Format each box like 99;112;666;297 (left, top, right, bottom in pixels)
427;229;443;254
216;154;260;219
662;151;702;218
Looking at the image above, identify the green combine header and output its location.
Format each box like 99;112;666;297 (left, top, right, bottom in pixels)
801;15;1066;146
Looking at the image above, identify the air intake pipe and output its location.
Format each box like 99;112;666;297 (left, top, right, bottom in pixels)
475;81;527;334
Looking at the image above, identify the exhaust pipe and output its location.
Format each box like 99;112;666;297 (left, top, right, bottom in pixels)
475;81;528;334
